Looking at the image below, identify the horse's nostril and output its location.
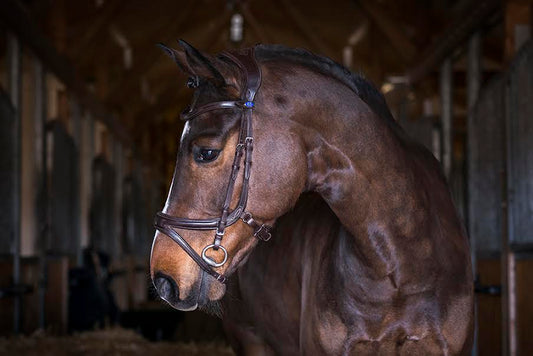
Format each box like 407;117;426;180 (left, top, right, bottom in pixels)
153;273;179;302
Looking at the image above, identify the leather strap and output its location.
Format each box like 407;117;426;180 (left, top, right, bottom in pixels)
154;220;227;283
220;48;262;102
241;212;272;241
181;100;243;121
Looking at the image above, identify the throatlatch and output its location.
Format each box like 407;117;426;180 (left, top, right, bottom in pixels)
154;47;272;284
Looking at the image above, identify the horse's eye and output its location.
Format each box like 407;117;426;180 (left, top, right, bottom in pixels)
193;147;221;163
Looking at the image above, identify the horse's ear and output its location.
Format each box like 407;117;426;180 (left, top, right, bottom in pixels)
158;41;239;88
178;39;227;86
157;41;226;87
157;43;194;76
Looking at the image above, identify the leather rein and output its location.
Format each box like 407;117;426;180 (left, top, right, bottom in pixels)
154;48;272;284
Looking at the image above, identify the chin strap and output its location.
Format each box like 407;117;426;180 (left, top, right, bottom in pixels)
241;212;272;241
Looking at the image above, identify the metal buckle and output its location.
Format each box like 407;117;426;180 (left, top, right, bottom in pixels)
187;76;200;88
254;225;272;242
241;212;253;225
244;137;254;153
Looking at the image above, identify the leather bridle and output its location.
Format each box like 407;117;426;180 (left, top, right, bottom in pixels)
154;48;272;284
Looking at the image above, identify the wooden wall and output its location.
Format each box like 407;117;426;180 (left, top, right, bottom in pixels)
477;258;533;355
0;257;68;334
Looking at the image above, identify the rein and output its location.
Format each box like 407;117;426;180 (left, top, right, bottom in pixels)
154;48;272;284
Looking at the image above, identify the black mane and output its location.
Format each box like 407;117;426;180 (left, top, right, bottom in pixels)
255;44;396;124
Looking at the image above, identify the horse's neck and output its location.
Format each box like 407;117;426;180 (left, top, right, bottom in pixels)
291;74;431;279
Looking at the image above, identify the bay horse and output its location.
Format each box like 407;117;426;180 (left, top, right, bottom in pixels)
150;40;474;355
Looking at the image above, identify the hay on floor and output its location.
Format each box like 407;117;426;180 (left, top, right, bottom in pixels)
0;328;235;356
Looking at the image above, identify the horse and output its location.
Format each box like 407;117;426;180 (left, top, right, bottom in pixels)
149;40;474;355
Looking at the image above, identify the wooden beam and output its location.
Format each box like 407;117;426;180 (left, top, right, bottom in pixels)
7;31;22;335
45;257;69;334
504;1;531;62
239;3;270;43
0;0;130;143
453;55;502;72
69;0;125;58
47;0;67;54
109;9;231;110
406;0;503;84
103;0;197;105
276;0;338;60
355;0;416;63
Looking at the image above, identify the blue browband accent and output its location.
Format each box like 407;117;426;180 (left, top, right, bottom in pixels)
244;101;255;108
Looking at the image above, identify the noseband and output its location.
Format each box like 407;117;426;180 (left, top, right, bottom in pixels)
154;48;272;284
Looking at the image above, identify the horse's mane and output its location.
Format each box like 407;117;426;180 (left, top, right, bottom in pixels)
255;44;397;125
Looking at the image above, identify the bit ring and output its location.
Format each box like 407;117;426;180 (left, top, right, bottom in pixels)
201;244;228;267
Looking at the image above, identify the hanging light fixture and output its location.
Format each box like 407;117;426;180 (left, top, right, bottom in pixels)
230;13;244;43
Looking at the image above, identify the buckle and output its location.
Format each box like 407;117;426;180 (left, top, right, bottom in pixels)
254;224;272;242
245;137;254;152
241;212;253;225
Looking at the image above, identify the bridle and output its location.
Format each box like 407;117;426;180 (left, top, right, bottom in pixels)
154;47;272;284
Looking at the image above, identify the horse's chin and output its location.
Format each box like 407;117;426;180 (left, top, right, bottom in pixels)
199;272;227;302
195;275;226;318
199;299;224;318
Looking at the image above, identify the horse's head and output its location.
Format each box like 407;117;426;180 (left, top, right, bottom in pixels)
150;41;307;310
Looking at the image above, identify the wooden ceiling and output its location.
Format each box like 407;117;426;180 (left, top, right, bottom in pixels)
21;0;506;179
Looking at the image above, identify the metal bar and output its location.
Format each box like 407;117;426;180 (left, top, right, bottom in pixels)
89;116;95;173
71;100;82;148
33;57;47;330
503;67;517;356
78;113;93;265
0;0;130;144
406;0;502;83
82;114;95;262
7;32;22;335
440;58;453;179
466;32;481;274
70;99;82;265
466;31;482;356
432;124;442;162
114;141;123;257
506;251;517;356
